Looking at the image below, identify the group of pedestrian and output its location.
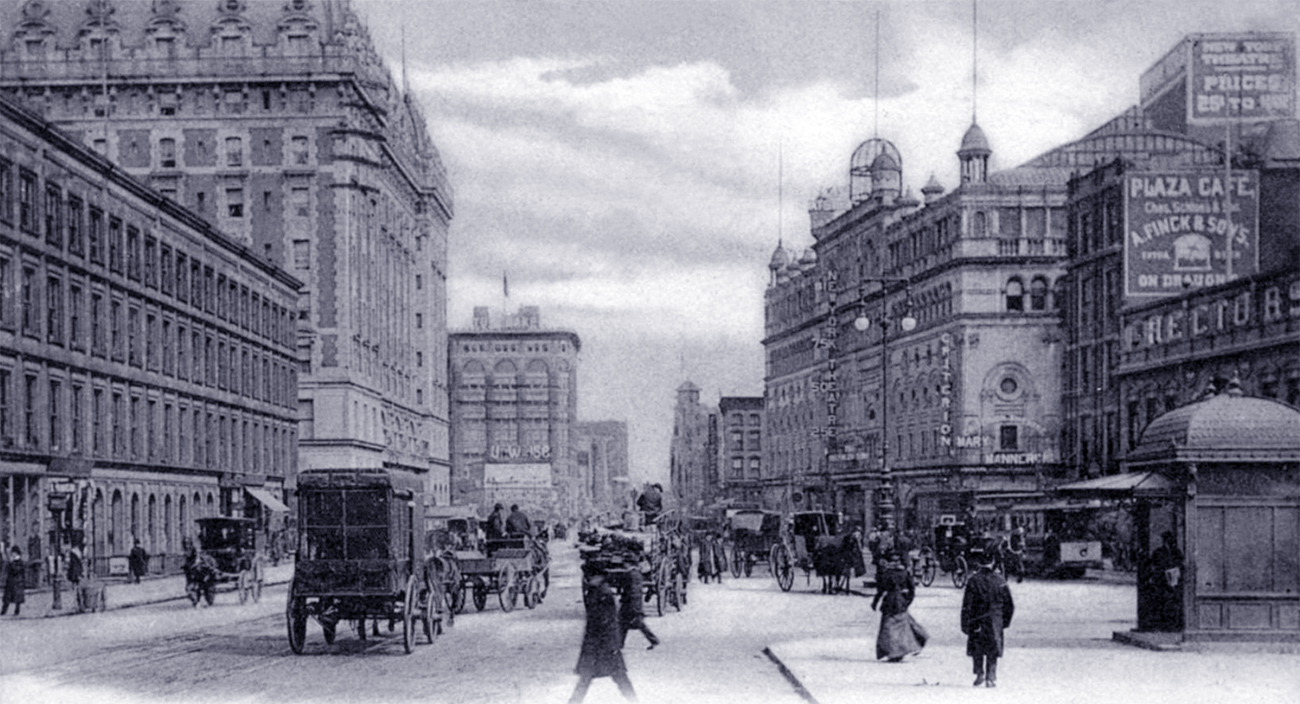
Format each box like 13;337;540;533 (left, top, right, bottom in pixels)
868;546;1015;687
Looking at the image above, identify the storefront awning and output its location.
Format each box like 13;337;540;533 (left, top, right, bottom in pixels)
245;487;289;512
1055;471;1177;498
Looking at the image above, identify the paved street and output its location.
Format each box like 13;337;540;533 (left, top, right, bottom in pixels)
1;543;1297;704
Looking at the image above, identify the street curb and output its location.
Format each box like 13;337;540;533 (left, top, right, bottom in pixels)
33;575;292;619
763;646;820;704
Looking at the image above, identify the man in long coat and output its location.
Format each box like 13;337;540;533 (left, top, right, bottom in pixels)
960;549;1014;687
570;570;636;702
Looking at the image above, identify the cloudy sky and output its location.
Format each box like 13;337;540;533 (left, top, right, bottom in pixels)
354;0;1297;484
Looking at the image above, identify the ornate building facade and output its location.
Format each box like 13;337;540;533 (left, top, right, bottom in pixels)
0;0;454;493
448;307;581;522
0;91;300;576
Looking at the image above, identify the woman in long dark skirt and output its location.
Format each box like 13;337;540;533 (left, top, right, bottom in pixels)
2;545;25;616
870;551;928;662
570;571;637;703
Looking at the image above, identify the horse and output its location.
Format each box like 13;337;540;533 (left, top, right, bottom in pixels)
813;529;865;594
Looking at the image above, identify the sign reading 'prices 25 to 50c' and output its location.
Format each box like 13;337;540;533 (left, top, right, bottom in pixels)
1124;170;1259;299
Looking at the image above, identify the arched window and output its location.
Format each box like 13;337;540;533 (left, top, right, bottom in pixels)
973;211;987;238
1030;277;1048;311
1006;278;1024;312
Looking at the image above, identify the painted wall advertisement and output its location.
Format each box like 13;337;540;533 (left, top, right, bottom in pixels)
1189;34;1295;123
484;463;552;490
1124;169;1259;299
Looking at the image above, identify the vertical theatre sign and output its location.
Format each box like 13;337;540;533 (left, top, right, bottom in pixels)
1124;169;1259;299
1189;34;1295;123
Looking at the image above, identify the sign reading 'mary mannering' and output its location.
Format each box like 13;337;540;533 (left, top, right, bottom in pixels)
1124;169;1259;299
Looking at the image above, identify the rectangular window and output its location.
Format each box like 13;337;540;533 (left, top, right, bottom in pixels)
130;396;140;458
160;244;172;295
45;185;62;247
48;379;60;451
67;197;83;255
128;306;139;366
291;187;309;217
999;425;1019;451
46;275;63;344
225;136;243;166
145;312;157;370
92;388;103;454
292;239;310;269
68;283;82;349
0;369;10;446
162;319;172;375
226;188;244;217
19;170;36;232
109;218;123;273
126;226;140;281
144;236;157;288
88;208;104;264
0;256;9;327
159;137;177;168
21;265;37;336
176;252;188;302
111;299;122;360
291;136;309;165
70;383;82;452
91;292;104;355
0;159;12;223
177;324;187;380
22;373;37;448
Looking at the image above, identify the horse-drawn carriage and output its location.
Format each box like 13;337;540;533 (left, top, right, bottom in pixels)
578;528;686;617
727;509;781;578
771;511;864;593
684;514;727;583
183;516;267;606
286;469;446;655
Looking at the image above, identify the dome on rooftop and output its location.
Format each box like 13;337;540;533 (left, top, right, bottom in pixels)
1130;382;1300;464
959;122;991;155
768;242;789;270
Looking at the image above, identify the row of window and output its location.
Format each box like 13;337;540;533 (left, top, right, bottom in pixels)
1005;275;1059;312
0;161;294;348
0;256;296;408
149;134;312;170
0;365;294;475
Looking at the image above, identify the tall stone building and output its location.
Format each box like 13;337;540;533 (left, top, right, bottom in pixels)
573;420;629;520
0;90;300;575
448;306;581;522
1063;32;1300;478
717;395;763;507
668;380;716;513
0;0;454;493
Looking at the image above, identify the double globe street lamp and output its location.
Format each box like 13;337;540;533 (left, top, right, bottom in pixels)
853;281;916;532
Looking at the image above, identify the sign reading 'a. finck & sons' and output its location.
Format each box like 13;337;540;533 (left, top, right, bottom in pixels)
1125;170;1259;299
1189;34;1295;123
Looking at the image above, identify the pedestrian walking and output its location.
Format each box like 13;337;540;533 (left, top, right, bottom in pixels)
870;551;928;662
128;539;149;583
617;560;659;650
1146;530;1184;631
1005;527;1026;583
570;569;637;703
960;549;1015;687
66;545;84;587
2;545;25;616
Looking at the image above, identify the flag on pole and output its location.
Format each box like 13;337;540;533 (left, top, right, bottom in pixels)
503;271;509;298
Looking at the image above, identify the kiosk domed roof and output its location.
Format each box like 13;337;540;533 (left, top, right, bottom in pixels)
1130;382;1300;463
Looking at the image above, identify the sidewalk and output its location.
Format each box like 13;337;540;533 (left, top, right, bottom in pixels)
2;561;295;619
764;577;1299;704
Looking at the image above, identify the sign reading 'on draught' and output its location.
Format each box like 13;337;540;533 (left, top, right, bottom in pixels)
1124;169;1259;299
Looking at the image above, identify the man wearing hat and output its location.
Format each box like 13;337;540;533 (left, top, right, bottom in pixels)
960;548;1015;688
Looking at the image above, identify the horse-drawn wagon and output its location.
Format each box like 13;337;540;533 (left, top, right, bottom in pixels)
183;516;267;606
771;511;864;593
727;509;781;578
286;469;446;654
454;534;549;613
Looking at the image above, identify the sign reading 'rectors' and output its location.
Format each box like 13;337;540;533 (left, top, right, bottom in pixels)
1124;170;1259;299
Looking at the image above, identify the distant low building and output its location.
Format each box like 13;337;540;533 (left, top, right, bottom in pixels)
573;420;629;520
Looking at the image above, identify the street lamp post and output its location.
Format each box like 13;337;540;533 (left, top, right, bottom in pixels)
854;280;915;532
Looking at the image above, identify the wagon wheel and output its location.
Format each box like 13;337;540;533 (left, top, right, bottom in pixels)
252;556;265;603
402;576;417;654
921;553;937;587
654;561;669;617
238;570;251;604
952;555;968;589
773;543;795;592
449;582;466;615
286;581;307;655
730;546;744;578
421;582;440;645
498;565;517;613
472;578;488;612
